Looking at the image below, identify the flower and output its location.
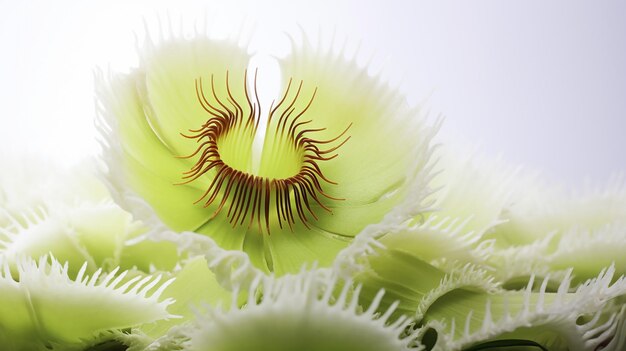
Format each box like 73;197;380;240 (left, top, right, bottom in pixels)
2;18;626;351
98;29;435;275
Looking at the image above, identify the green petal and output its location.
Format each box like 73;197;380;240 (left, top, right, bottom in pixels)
120;234;180;273
379;217;493;268
355;247;448;318
334;216;498;320
0;198;163;276
66;201;139;269
138;256;232;341
146;230;263;292
177;270;420;351
98;37;255;234
547;225;626;283
0;259;32;344
142;38;251;157
0;255;175;348
279;37;436;235
0;157;110;230
423;146;519;242
97;70;212;232
487;176;626;247
423;267;626;351
354;244;498;321
0;206;97;275
490;225;626;286
485;235;556;287
265;222;350;275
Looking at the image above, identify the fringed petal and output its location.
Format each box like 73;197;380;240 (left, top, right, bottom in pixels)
157;270;421;351
423;266;626;351
0;255;175;348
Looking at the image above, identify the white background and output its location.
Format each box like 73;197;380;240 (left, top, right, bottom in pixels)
0;0;624;188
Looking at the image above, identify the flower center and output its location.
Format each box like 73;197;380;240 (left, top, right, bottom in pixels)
178;70;350;234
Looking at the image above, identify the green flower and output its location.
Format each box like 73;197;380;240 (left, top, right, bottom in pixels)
98;31;435;275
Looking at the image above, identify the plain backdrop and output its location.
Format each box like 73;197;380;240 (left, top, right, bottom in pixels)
0;0;624;188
